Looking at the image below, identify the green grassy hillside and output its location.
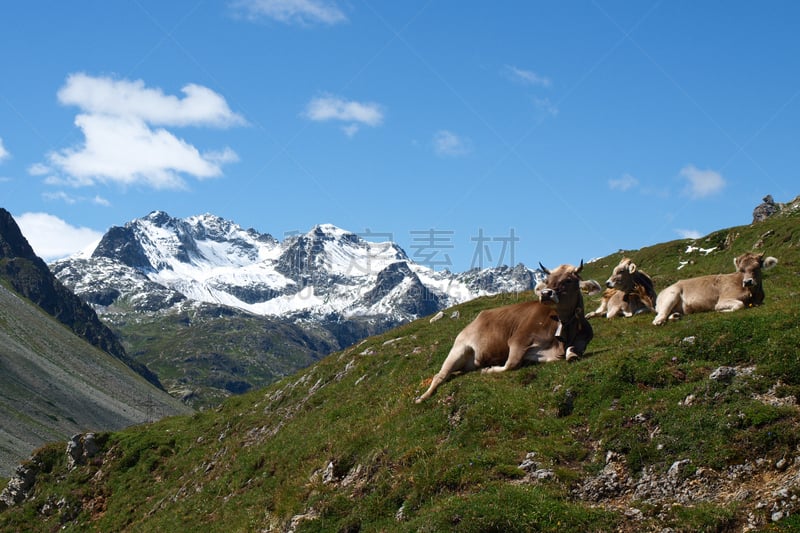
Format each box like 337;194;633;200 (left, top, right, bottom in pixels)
108;307;340;409
1;206;798;532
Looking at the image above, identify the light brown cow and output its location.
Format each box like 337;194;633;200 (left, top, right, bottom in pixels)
415;262;599;403
586;258;657;319
652;252;778;326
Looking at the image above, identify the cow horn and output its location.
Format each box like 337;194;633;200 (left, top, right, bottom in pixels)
538;262;550;275
577;259;584;273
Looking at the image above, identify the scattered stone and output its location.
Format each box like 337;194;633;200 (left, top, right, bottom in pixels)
680;394;696;407
66;433;102;470
753;381;798;407
710;366;737;382
532;469;555;480
518;452;537;472
429;311;444;323
557;389;577;418
0;462;38;508
450;311;460;319
667;459;691;480
340;464;365;487
395;503;407;522
66;434;83;469
83;433;99;458
322;461;336;484
334;359;356;381
753;195;779;223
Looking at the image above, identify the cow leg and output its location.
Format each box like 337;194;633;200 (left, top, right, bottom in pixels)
607;300;625;318
481;342;528;374
653;288;680;326
566;319;593;361
715;299;746;313
585;299;607;319
415;341;476;403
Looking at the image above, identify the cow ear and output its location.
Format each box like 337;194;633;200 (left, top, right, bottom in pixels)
581;279;602;295
763;256;779;270
628;262;637;274
733;256;740;269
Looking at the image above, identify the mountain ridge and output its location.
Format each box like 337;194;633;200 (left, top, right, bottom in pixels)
0;208;162;389
0;208;194;477
51;211;545;407
54;210;542;321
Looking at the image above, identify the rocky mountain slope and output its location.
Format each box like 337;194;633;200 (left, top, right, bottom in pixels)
0;209;161;389
0;209;191;476
0;284;192;478
2;197;798;531
51;211;542;407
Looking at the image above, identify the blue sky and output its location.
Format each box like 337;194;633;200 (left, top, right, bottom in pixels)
1;1;798;272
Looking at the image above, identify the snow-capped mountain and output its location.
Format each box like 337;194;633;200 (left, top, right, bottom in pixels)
51;211;543;324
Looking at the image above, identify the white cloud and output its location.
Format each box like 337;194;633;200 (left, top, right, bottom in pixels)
533;97;558;117
15;212;103;261
231;0;347;26
304;95;384;135
609;173;639;192
57;73;246;127
42;190;112;207
433;130;471;157
28;163;50;176
679;164;725;199
676;228;702;239
43;191;79;204
304;95;383;126
42;74;244;190
341;124;360;138
0;137;9;162
504;65;552;88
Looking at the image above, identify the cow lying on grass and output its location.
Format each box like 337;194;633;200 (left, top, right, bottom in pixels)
586;258;657;319
652;252;778;326
415;262;600;403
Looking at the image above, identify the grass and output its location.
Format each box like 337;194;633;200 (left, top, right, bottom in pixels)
1;208;799;531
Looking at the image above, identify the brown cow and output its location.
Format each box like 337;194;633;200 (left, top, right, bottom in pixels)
415;262;599;403
652;252;778;326
586;258;657;319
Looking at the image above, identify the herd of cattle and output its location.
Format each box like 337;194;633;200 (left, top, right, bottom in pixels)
416;252;779;402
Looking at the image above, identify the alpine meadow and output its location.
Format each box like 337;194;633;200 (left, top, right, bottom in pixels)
1;198;799;532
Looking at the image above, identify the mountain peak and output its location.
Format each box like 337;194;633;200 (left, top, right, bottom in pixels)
54;211;541;323
0;208;39;261
142;210;174;226
0;208;162;389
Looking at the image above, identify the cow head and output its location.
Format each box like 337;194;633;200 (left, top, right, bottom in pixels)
606;258;637;290
734;252;778;288
536;261;598;311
